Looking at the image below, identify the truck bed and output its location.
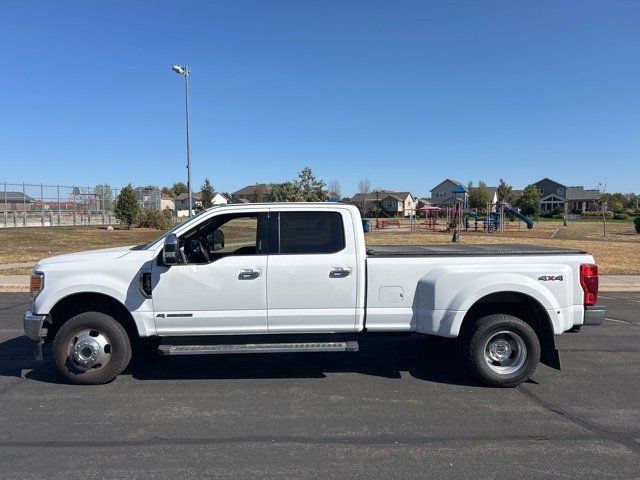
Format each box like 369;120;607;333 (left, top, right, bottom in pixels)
366;243;587;257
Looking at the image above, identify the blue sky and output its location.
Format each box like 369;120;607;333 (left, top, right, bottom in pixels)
1;0;638;197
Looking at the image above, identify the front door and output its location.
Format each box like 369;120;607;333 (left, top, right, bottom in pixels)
266;209;359;332
152;211;269;335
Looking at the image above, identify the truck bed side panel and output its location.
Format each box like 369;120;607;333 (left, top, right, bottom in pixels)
365;253;592;337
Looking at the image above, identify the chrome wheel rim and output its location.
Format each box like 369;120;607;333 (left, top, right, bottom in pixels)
67;329;113;372
483;330;527;375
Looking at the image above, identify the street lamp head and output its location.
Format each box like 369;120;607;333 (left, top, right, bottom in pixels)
172;65;189;76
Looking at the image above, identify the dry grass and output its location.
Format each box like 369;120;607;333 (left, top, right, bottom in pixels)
365;219;640;275
0;268;33;275
0;219;638;275
0;227;159;265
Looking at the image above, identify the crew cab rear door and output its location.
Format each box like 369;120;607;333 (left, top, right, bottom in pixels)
266;208;358;332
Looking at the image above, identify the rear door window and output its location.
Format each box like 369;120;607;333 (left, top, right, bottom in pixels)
278;211;345;254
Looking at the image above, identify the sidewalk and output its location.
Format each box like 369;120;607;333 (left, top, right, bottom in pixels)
1;273;639;293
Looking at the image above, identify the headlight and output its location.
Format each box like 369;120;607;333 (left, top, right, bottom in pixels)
30;271;45;297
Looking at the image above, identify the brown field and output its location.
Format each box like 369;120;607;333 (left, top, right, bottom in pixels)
0;227;159;265
0;218;638;274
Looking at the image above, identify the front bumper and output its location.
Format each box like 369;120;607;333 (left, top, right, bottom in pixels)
584;305;606;326
24;311;47;360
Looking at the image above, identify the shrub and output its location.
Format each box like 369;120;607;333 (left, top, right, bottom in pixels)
114;184;139;229
137;208;174;230
635;216;640;234
613;213;628;220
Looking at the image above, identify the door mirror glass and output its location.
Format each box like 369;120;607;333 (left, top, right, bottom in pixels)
163;233;179;265
208;230;224;251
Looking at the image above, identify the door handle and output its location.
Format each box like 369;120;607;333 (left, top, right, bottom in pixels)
330;266;352;278
238;268;261;280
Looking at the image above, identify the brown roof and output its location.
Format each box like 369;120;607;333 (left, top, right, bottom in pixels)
232;184;271;196
175;192;202;201
352;191;415;202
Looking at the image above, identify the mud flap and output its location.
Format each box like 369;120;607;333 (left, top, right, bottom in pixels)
541;347;561;370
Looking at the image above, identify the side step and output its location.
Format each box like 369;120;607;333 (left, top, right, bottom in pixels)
158;341;359;356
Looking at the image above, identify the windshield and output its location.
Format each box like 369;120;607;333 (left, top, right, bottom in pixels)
131;210;210;250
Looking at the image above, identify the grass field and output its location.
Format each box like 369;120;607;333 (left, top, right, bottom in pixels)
0;218;639;274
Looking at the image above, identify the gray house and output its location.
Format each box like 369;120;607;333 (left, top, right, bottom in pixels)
429;179;468;207
532;178;600;213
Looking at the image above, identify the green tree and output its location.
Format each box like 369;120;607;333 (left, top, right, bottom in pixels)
468;180;492;209
266;167;328;202
172;182;188;197
114;184;140;229
516;184;540;216
200;178;215;208
497;178;513;204
94;184;113;211
297;166;328;201
634;216;640;234
269;181;303;202
161;186;175;198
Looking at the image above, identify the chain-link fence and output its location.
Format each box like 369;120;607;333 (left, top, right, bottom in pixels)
0;183;167;228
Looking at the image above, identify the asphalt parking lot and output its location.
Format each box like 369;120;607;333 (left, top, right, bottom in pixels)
1;292;639;479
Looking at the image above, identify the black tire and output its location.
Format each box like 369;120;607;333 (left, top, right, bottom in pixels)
52;311;132;385
462;314;540;388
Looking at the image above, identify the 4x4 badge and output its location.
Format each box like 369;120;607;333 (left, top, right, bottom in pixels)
538;275;563;281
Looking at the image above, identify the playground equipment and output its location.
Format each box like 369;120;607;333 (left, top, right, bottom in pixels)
418;201;534;234
502;204;534;229
465;203;534;232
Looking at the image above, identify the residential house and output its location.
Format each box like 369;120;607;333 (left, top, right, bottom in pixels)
429;179;468;207
351;190;418;217
0;191;34;211
160;193;175;212
231;184;272;203
379;192;418;217
175;192;228;216
531;178;600;213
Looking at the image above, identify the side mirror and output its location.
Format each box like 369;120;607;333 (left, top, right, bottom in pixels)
208;230;224;251
163;233;179;265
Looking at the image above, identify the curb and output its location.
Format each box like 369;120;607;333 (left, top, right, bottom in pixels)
600;285;640;292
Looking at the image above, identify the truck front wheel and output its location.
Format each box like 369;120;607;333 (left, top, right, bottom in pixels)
52;311;132;385
463;314;540;387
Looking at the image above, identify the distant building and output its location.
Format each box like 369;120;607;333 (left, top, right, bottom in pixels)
531;178;599;213
175;192;228;216
160;193;175;212
351;190;418;217
231;184;271;203
429;179;468;207
0;191;35;211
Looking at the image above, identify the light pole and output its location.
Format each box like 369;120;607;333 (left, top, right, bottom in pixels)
172;65;193;217
598;182;607;237
375;190;380;230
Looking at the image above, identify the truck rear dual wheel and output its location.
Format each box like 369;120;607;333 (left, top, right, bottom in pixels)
52;312;132;385
463;314;540;388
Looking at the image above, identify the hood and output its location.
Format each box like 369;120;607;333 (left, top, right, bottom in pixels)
35;246;134;268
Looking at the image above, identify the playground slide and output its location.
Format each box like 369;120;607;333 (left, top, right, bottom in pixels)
504;207;534;229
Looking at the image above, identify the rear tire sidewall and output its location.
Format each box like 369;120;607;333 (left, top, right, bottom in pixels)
53;311;132;385
466;314;541;387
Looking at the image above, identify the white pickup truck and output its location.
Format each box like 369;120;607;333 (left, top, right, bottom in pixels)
24;203;604;387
